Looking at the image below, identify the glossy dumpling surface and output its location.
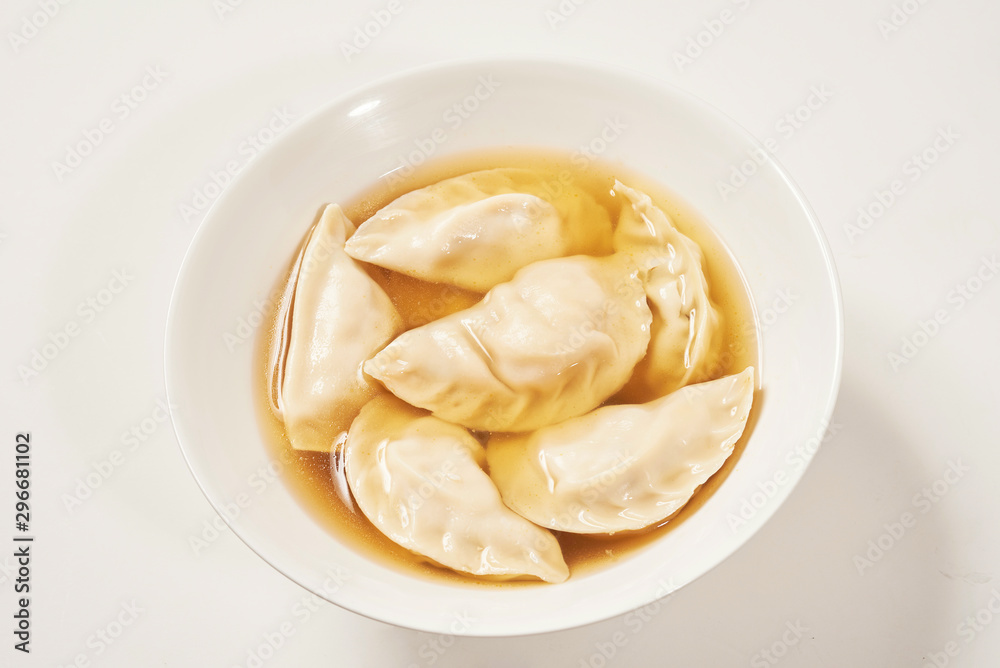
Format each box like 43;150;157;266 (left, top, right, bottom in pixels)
344;395;569;583
277;205;404;451
487;367;755;534
364;255;652;431
344;168;614;292
612;181;720;401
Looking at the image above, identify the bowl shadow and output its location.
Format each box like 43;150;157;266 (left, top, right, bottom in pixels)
344;370;964;667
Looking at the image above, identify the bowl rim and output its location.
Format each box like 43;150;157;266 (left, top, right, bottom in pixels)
164;54;845;636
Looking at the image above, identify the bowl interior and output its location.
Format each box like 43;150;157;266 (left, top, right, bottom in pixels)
165;59;842;636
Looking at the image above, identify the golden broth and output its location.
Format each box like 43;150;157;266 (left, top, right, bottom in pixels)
253;148;760;587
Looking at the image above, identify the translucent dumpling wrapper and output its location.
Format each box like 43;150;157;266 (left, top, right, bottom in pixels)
364;254;652;431
487;367;755;534
273;204;404;452
344;168;615;292
612;181;720;401
344;395;569;583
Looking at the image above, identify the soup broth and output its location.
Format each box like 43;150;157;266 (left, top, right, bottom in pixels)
254;148;760;586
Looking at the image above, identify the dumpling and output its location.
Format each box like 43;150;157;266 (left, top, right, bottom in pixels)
612;181;720;401
344;395;569;583
487;367;755;534
274;204;404;451
364;255;652;431
344;168;614;292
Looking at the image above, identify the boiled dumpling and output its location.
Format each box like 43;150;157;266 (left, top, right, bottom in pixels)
344;168;614;292
612;181;720;401
275;204;404;451
487;367;755;534
364;255;652;431
344;395;569;583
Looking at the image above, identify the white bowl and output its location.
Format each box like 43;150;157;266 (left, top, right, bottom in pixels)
165;58;843;636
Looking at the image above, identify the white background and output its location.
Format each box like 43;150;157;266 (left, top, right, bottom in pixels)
2;0;999;666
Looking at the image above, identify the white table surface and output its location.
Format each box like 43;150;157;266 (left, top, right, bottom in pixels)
3;0;999;666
